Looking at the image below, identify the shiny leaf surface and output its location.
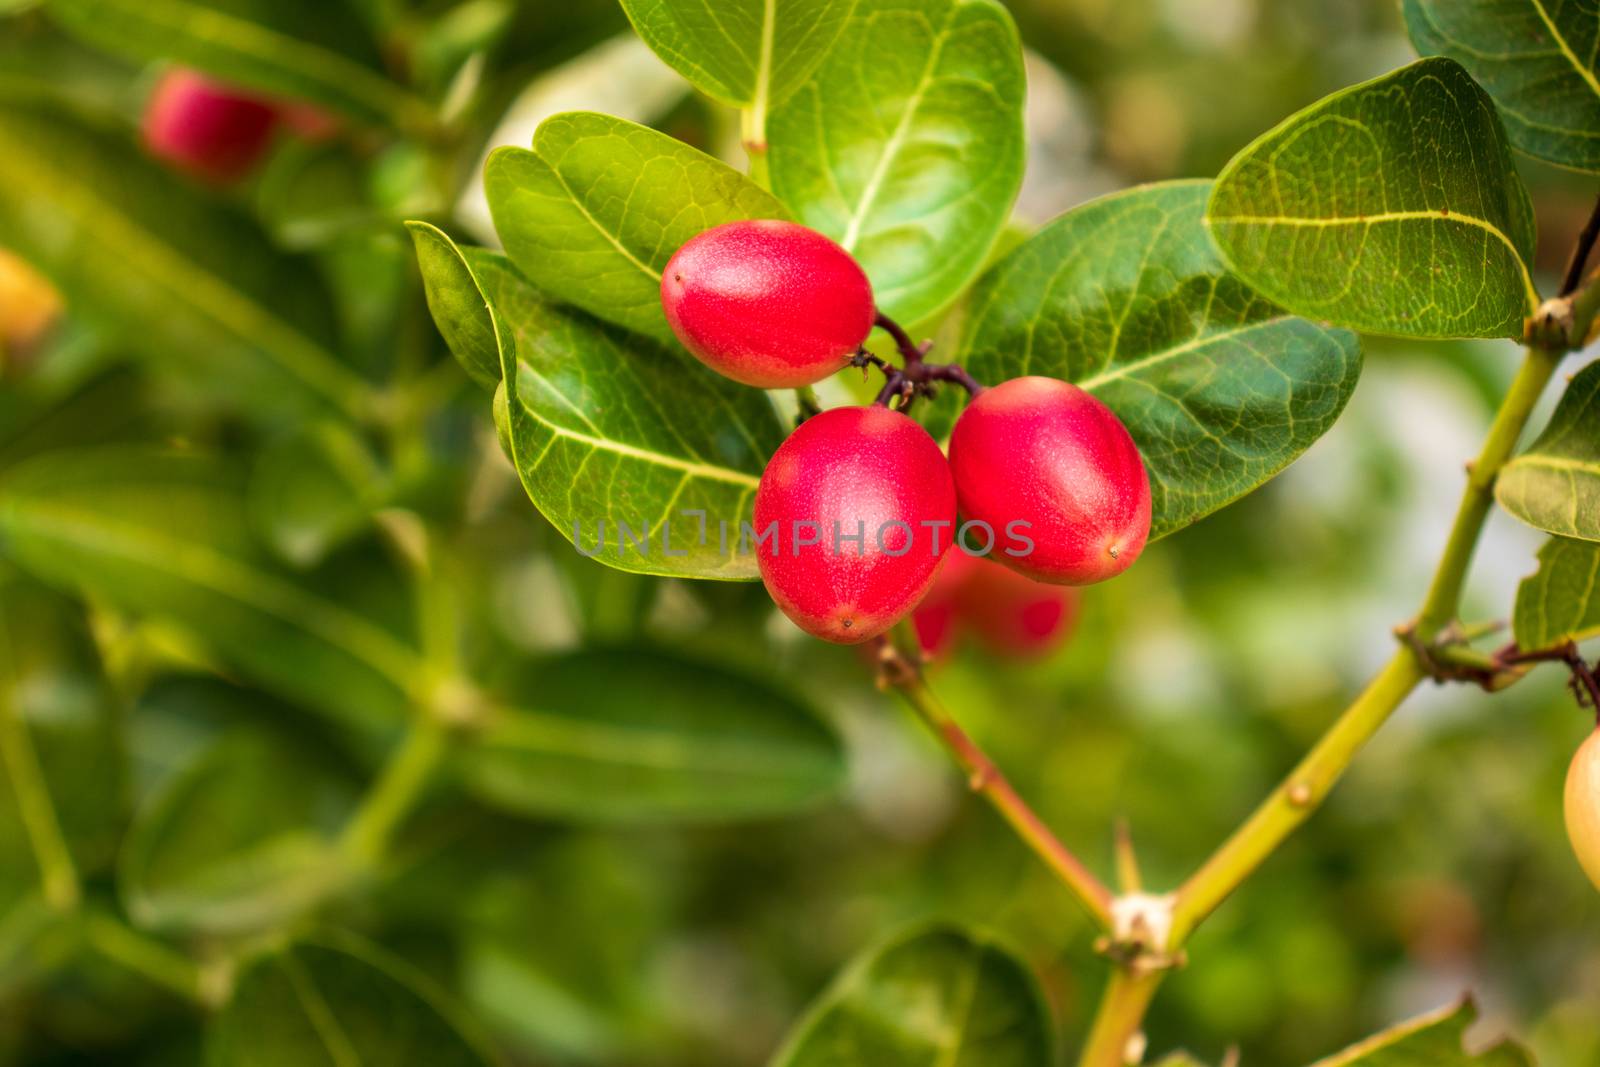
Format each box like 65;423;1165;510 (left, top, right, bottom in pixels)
1208;58;1539;339
962;182;1362;539
1497;359;1600;540
485;111;788;341
768;0;1025;325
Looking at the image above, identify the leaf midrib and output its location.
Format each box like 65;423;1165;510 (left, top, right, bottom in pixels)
484;705;833;778
281;951;365;1067
1528;0;1600;103
839;7;953;250
1505;454;1600;476
530;144;664;283
0;502;421;691
515;374;761;488
1075;317;1301;391
1208;208;1539;311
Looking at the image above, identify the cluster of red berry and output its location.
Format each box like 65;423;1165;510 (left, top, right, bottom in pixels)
141;69;335;185
661;220;1153;648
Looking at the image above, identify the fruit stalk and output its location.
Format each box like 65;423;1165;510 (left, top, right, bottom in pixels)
879;633;1116;930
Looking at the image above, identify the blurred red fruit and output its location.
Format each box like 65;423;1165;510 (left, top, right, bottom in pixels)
278;102;340;142
142;69;280;184
913;552;1078;659
912;549;978;658
959;556;1079;656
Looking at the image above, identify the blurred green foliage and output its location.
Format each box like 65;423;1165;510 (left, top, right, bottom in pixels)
0;1;1596;1065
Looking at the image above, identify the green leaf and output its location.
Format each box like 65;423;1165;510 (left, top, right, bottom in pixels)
769;921;1053;1067
460;835;671;1062
0;93;369;421
961;181;1362;540
45;0;430;131
0;577;121;975
485;111;789;341
249;422;390;568
1496;358;1600;540
1514;537;1600;649
1305;997;1531;1066
463;647;845;823
618;0;856;112
120;731;354;936
1404;0;1600;173
409;223;504;391
416;229;786;581
0;448;418;741
208;930;502;1066
768;0;1026;326
1207;57;1539;340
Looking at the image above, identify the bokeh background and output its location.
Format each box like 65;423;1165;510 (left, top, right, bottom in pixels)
2;0;1598;1064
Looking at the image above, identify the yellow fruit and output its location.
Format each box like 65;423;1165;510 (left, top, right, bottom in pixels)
0;249;63;373
1564;728;1600;891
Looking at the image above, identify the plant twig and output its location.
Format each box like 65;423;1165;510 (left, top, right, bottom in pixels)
1077;966;1165;1067
1171;341;1561;943
1415;345;1562;640
1561;189;1600;296
874;634;1115;930
874;312;927;367
857;313;985;413
1500;640;1600;713
81;910;213;1007
338;715;450;873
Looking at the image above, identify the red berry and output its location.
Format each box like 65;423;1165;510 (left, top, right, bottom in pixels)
1566;729;1600;891
278;102;340;142
662;220;875;389
948;376;1151;585
755;406;956;644
142;69;279;184
912;549;978;659
958;556;1079;657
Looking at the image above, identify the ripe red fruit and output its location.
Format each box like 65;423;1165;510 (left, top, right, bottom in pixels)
948;376;1151;585
142;69;280;184
754;406;957;644
912;549;977;659
959;556;1079;656
661;220;875;389
912;552;1078;659
1565;729;1600;891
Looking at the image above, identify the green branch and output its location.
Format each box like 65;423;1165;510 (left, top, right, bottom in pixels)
81;910;212;1006
1077;967;1166;1067
1415;345;1563;639
1171;343;1559;943
880;636;1116;931
337;714;450;873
